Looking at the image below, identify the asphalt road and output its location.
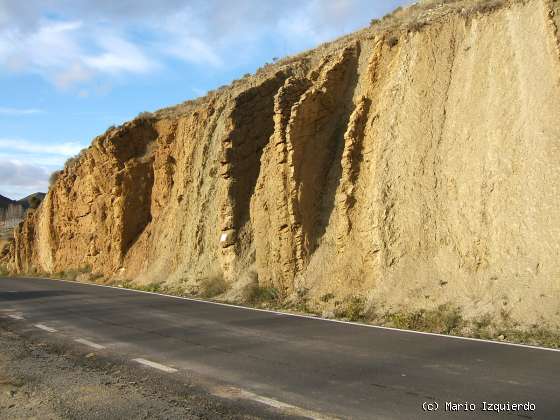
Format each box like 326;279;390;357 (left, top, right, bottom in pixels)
1;277;559;420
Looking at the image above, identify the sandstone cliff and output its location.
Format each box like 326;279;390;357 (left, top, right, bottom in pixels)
5;0;560;332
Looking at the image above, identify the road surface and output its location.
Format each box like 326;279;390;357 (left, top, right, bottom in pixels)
1;276;559;419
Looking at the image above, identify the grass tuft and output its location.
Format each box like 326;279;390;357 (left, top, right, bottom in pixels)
198;274;227;298
334;296;368;322
0;263;9;276
247;285;281;305
385;304;464;334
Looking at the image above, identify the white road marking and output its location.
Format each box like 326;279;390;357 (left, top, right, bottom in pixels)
132;358;177;373
74;338;106;350
34;323;57;333
214;386;337;420
8;314;24;320
34;276;560;353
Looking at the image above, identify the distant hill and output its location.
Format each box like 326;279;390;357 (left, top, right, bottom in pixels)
17;193;46;209
0;193;46;210
0;194;16;210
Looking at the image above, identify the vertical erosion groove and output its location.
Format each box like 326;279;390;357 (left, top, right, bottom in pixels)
287;44;360;269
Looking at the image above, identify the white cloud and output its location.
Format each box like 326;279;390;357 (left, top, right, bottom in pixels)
0;107;43;116
0;159;49;188
82;34;155;74
0;0;412;90
0;138;88;198
0;139;85;156
0;159;50;199
0;17;154;88
164;37;222;67
54;63;92;89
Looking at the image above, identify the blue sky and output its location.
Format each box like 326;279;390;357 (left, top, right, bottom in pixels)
0;0;411;199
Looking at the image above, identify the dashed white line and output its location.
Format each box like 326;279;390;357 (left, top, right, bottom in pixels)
74;338;106;350
132;358;177;373
34;323;57;333
8;314;24;320
214;386;337;420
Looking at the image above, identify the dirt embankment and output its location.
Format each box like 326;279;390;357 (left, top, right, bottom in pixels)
4;0;560;335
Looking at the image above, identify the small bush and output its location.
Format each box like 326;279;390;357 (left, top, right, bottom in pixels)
387;36;399;48
334;296;368;322
65;157;78;167
136;111;155;121
90;272;104;282
385;304;464;334
0;263;9;276
290;287;311;312
370;18;380;26
247;285;280;305
49;171;62;186
472;313;494;339
408;20;428;33
320;292;335;303
80;265;92;274
138;282;163;293
62;270;80;281
499;327;560;349
28;196;41;209
470;0;504;15
199;274;227;298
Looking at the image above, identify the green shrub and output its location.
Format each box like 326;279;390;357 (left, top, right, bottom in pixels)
500;328;560;349
0;263;9;276
334;296;368;322
247;285;280;305
472;313;494;339
385;304;464;334
138;283;163;293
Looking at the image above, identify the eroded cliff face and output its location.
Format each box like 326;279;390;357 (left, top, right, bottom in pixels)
6;0;560;330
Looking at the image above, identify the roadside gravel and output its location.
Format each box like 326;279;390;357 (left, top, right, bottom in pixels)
0;324;296;420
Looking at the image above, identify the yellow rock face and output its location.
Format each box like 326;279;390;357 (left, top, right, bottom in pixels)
6;0;560;329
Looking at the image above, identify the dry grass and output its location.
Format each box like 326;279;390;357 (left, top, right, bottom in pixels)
383;304;464;335
334;296;370;322
0;263;9;276
198;273;227;298
135;111;155;121
246;284;281;306
499;328;560;349
53;266;92;282
462;0;505;16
